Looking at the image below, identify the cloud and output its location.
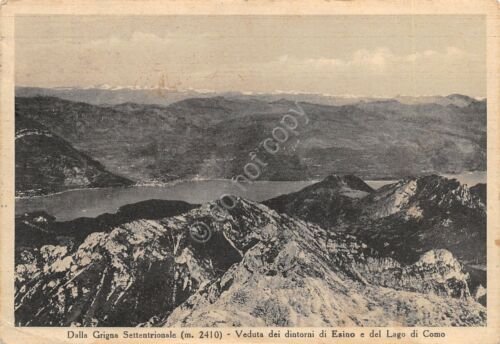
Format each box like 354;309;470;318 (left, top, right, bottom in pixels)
88;31;172;47
282;47;473;74
236;46;482;96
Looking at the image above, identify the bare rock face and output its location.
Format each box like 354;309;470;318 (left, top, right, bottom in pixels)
15;198;485;327
15;200;197;260
265;175;486;266
15;215;240;326
354;249;471;299
353;175;486;267
263;174;487;308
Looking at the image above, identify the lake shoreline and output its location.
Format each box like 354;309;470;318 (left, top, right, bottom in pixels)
15;172;486;222
16;171;487;200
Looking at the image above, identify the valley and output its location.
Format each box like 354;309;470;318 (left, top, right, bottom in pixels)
15;93;486;189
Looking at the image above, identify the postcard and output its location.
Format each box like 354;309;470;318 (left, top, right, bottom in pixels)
0;0;498;343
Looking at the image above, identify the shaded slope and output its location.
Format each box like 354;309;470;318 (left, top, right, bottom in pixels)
353;175;486;265
263;175;374;229
16;95;486;182
15;114;132;197
470;183;486;205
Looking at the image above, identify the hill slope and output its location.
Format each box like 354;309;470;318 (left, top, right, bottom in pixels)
263;175;374;229
15;114;133;197
15;95;486;182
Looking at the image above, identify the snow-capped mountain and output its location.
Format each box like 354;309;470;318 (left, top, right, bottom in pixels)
16;86;483;108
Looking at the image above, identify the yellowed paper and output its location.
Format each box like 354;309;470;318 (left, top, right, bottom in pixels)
1;0;499;343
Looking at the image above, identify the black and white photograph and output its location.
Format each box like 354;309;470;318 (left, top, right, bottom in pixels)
10;13;490;329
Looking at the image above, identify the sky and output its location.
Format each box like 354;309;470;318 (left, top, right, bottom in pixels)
15;15;486;97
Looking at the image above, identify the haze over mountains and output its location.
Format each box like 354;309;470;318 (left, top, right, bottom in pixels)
15;89;486;195
16;86;484;107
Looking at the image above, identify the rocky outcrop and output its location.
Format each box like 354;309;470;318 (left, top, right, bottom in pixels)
15;198;485;327
265;175;486;266
15;199;197;260
354;249;471;299
352;175;486;265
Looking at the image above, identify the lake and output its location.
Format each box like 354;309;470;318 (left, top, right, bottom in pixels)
15;172;486;221
16;180;319;221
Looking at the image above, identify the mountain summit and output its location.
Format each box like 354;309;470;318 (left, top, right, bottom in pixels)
265;174;485;265
263;174;487;306
263;175;374;230
354;175;486;264
15;197;485;326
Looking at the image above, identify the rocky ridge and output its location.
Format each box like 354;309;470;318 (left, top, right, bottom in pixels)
15;197;485;327
264;175;486;266
353;175;486;265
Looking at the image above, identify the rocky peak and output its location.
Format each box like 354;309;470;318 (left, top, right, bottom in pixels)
352;248;471;300
362;174;484;220
263;175;374;230
163;200;483;327
15;197;485;327
414;175;482;210
262;174;485;278
319;174;375;194
348;175;487;268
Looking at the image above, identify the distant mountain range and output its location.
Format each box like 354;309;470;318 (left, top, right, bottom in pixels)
16;86;483;107
15;113;132;197
15;93;486;189
15;176;486;326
